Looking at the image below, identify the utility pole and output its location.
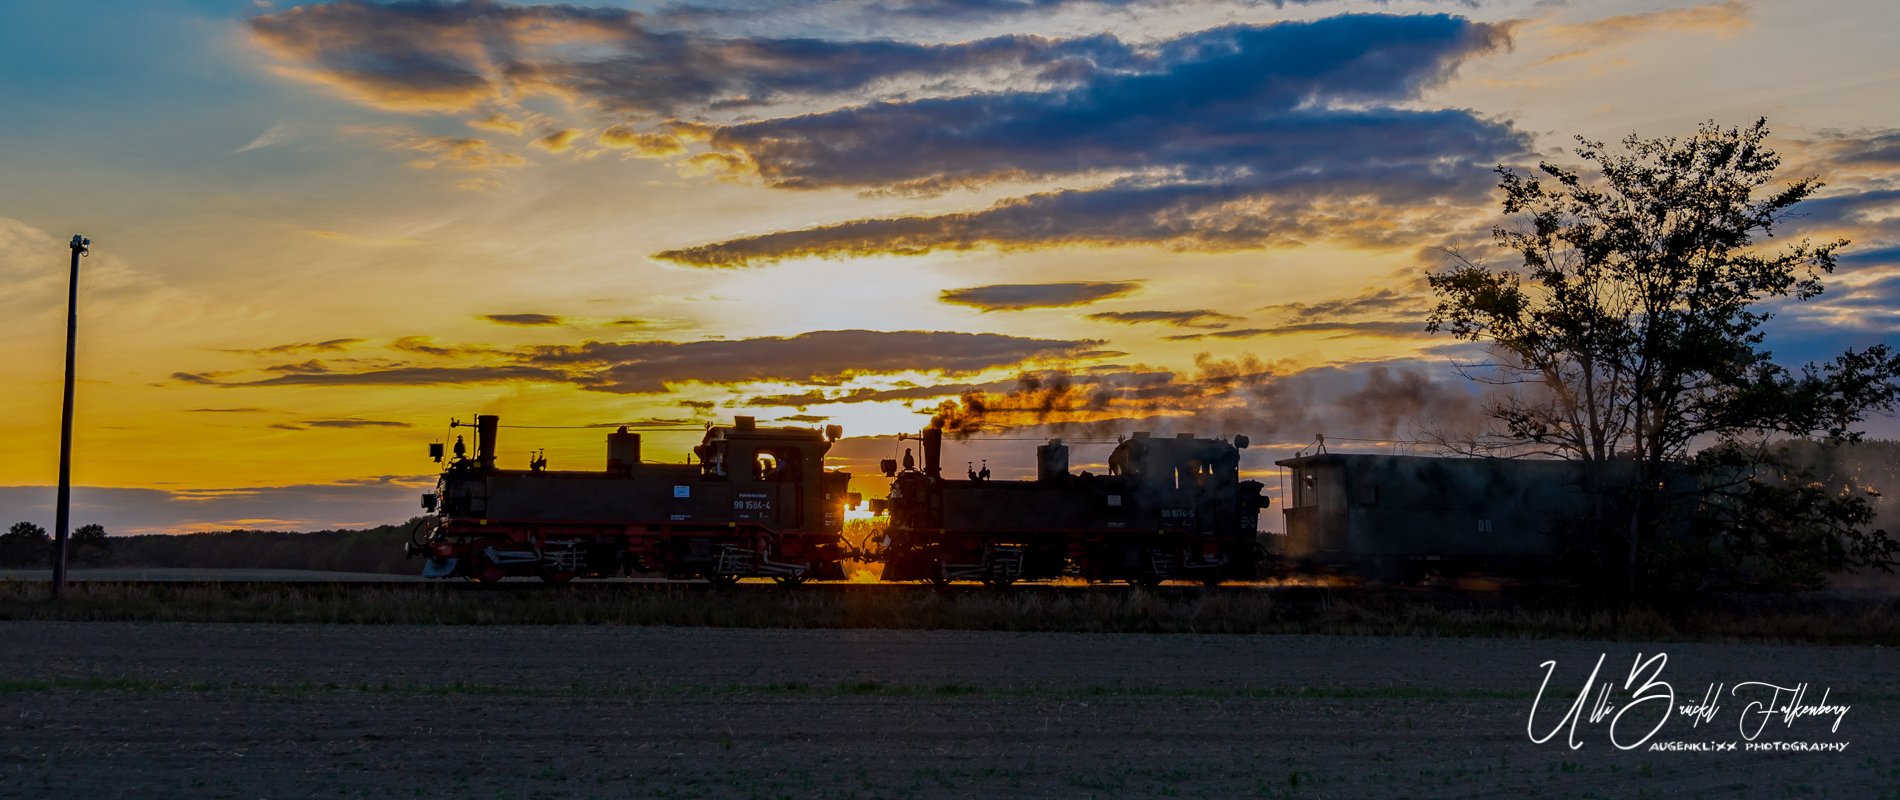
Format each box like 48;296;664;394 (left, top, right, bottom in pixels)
52;234;88;599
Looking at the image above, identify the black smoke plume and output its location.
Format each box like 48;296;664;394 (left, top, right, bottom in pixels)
924;356;1485;445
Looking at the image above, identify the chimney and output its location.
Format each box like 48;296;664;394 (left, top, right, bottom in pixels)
922;427;942;479
607;426;640;476
1037;439;1070;484
476;415;499;470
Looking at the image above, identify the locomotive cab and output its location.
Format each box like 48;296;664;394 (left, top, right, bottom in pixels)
691;417;848;531
1107;433;1243;537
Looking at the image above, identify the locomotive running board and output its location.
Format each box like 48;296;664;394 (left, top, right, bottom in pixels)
712;545;811;578
939;545;1025;581
482;546;541;563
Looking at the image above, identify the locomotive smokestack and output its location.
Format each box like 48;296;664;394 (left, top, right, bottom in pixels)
607;426;640;476
1037;439;1070;484
476;414;499;470
922;427;942;479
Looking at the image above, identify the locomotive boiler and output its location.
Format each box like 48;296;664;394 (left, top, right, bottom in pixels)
870;428;1269;585
413;415;852;583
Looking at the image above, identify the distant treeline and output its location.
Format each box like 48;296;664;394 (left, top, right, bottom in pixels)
0;519;425;574
107;521;425;574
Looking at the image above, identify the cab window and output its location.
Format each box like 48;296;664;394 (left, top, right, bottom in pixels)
752;446;803;482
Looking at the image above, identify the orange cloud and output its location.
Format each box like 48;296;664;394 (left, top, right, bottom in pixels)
532;128;581;152
402;137;525;170
1536;2;1753;64
599;124;686;157
677;151;754;179
261;65;497;113
467;112;526;134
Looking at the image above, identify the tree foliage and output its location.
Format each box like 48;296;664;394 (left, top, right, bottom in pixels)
1429;119;1900;592
0;521;115;567
1;522;49;568
104;522;422;574
70;523;113;567
2;520;420;573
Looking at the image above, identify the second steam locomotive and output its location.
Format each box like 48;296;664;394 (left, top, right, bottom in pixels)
872;428;1268;586
411;416;1269;585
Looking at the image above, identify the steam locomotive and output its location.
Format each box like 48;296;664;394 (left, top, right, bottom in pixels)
870;428;1269;585
410;416;1269;585
413;415;853;584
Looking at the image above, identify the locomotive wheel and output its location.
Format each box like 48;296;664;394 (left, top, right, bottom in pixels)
466;556;506;583
1128;574;1163;589
771;574;807;587
706;573;741;588
539;569;576;584
1199;576;1223;587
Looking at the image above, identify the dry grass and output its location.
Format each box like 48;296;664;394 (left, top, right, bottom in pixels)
0;579;1894;645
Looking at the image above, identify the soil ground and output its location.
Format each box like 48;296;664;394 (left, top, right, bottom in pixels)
0;623;1892;799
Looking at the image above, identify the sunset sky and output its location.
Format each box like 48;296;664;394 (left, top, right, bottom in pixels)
3;0;1897;533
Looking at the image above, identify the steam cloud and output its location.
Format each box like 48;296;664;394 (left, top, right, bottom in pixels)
918;355;1486;446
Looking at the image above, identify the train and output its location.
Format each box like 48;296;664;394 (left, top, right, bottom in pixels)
871;428;1268;586
1271;452;1590;584
413;415;853;584
408;416;1270;585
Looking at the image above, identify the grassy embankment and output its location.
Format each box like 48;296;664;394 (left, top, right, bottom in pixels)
0;580;1894;645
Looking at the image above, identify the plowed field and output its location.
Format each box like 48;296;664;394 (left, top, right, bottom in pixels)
2;624;1892;798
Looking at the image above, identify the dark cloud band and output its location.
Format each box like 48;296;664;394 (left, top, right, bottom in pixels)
179;329;1104;395
939;282;1141;311
1086;309;1240;328
652;15;1525;265
482;313;565;326
522;329;1107;392
250;2;1146;116
1164;321;1429;341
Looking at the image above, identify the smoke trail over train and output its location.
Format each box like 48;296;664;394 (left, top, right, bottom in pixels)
926;356;1486;445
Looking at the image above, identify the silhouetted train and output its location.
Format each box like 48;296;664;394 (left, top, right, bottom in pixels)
1271;452;1596;584
870;428;1269;586
410;416;1270;585
414;415;853;584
